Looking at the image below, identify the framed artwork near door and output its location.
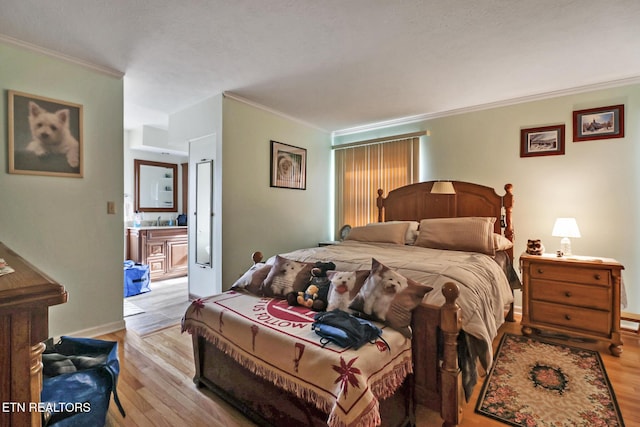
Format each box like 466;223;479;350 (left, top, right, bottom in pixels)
270;140;306;190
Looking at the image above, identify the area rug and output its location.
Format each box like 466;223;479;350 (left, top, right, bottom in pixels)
476;333;625;426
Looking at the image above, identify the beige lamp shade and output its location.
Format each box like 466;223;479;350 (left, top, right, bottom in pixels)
431;181;456;194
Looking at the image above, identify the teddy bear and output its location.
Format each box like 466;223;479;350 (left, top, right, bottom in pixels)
296;284;320;308
286;261;336;311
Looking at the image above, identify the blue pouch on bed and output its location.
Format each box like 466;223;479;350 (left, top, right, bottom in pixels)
312;310;389;351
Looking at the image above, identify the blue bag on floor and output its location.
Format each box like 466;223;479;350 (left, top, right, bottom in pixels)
124;260;151;297
41;336;126;427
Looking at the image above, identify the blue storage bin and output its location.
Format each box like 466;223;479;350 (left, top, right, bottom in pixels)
123;261;150;297
41;336;125;426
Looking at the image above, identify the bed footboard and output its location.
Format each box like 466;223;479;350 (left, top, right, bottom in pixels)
192;334;412;427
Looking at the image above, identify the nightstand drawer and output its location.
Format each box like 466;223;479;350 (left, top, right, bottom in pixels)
530;301;611;336
529;280;610;310
530;263;610;286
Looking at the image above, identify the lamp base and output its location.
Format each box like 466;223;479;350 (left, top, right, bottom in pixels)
560;237;572;256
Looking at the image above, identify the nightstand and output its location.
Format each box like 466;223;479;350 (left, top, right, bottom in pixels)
520;253;624;356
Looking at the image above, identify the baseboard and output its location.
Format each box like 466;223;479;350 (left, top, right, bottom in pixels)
513;304;522;317
60;320;126;339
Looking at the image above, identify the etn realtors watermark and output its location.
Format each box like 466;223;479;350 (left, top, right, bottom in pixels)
2;401;91;414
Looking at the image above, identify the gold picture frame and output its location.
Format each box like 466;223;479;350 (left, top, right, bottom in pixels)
8;90;83;178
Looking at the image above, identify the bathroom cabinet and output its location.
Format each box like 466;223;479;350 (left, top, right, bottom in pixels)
127;227;188;280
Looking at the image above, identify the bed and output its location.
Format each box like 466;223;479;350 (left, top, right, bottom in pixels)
182;180;516;427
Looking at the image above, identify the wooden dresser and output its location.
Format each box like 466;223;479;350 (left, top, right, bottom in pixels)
127;227;188;280
520;253;624;356
0;242;68;427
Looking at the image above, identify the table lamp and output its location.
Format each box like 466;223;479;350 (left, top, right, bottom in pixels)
552;218;581;256
430;181;456;194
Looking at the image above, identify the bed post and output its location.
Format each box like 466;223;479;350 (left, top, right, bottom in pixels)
376;189;385;222
503;184;514;246
440;282;462;427
252;251;263;264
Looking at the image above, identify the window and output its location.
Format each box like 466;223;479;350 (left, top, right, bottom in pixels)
334;135;420;237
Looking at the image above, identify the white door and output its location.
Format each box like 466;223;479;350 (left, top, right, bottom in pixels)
188;134;219;297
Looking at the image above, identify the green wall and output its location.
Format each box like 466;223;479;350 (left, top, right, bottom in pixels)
221;98;332;288
0;42;125;336
335;84;640;313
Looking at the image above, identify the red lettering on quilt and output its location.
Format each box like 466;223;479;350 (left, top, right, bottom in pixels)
252;298;315;329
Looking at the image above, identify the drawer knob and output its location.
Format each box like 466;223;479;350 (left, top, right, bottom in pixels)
537;268;544;274
594;274;601;280
565;314;571;321
565;291;572;298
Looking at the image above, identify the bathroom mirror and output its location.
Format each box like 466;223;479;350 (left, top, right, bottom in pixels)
195;160;213;266
134;159;178;212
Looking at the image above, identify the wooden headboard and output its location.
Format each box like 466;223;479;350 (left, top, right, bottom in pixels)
376;180;515;251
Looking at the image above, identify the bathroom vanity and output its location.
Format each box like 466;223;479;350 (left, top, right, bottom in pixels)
126;226;188;280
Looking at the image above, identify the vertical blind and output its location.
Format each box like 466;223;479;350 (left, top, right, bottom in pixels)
334;136;419;236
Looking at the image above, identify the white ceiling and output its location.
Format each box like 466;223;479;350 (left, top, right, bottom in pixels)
2;0;640;133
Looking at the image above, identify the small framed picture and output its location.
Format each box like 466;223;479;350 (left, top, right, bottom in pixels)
8;90;83;178
573;104;624;142
520;124;565;158
270;140;306;190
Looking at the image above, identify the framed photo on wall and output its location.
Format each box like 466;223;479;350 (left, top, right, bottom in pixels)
270;140;306;190
520;124;565;158
573;104;624;142
8;90;83;178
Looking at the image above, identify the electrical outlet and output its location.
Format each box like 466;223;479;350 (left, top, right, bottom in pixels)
107;201;116;215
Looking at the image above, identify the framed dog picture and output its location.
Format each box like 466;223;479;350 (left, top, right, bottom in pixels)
520;124;565;158
8;90;83;178
270;140;306;190
573;104;624;142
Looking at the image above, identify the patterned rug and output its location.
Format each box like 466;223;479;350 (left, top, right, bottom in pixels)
476;333;625;426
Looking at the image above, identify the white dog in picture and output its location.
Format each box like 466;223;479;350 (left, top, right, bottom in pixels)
26;101;80;168
269;260;304;296
326;271;357;312
362;266;408;320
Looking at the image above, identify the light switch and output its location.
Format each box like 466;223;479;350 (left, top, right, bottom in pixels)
107;201;116;215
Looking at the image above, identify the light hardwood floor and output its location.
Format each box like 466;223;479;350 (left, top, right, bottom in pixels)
124;277;190;336
102;316;640;427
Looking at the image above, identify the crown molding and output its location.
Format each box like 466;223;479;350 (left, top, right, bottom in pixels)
333;75;640;137
223;91;329;133
0;33;124;78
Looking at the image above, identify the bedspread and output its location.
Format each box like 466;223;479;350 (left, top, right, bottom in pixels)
182;291;412;427
277;241;514;368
